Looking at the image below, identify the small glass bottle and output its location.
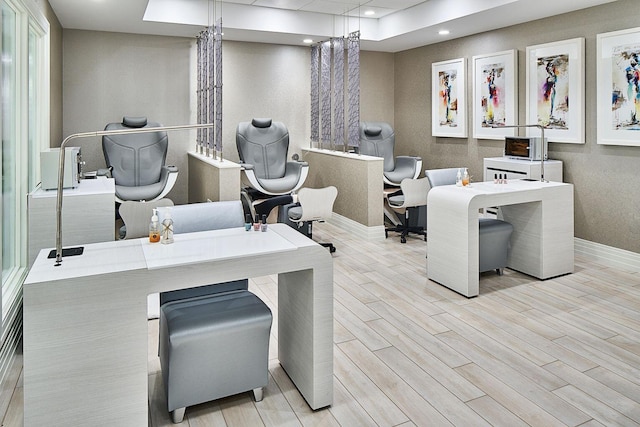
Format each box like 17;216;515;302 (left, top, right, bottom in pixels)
253;214;261;231
462;168;470;186
245;213;252;231
149;209;160;243
455;168;462;187
161;211;174;244
261;214;268;232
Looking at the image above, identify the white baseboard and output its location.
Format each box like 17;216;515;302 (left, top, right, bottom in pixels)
575;238;640;273
328;213;386;241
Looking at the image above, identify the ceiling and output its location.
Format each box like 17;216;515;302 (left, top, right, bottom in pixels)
48;0;618;52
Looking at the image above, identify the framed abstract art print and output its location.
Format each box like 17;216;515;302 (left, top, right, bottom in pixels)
472;49;518;140
597;27;640;146
526;38;585;143
432;57;467;138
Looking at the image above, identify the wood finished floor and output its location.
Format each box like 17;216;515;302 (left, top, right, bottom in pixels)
3;221;640;426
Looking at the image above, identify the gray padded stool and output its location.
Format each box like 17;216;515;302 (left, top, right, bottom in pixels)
479;218;514;275
159;289;272;423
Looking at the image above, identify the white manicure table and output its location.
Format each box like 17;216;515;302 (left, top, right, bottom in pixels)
23;224;333;426
427;179;574;297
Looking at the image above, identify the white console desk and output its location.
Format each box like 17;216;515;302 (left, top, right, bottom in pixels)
427;180;574;297
23;224;333;426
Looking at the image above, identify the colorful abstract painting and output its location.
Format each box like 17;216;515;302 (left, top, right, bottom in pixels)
480;62;506;127
526;38;584;144
535;54;570;130
610;43;640;130
472;50;517;140
597;27;640;145
432;58;467;138
438;69;458;127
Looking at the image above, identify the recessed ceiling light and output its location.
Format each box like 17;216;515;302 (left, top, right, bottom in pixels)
364;10;375;16
303;39;313;44
439;30;450;35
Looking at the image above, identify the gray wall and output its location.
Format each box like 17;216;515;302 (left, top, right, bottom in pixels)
394;0;640;254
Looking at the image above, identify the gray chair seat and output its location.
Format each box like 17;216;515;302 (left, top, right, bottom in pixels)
287;205;303;220
160;289;272;422
387;194;404;206
479;218;514;275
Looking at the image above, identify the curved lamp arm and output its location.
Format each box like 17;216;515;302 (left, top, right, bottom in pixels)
491;123;546;183
55;122;214;266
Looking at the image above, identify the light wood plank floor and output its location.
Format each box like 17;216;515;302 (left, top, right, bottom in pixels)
4;221;640;426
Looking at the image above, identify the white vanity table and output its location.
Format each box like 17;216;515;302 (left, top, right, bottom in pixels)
23;224;333;426
427;180;574;297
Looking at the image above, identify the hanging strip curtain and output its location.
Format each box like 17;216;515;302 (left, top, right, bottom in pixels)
310;45;320;145
320;40;332;149
214;18;223;153
347;31;360;148
332;37;345;148
310;31;360;150
196;21;223;156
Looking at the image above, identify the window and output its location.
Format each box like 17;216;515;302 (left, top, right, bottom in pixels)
1;0;49;342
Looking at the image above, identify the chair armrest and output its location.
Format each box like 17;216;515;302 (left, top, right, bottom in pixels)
285;161;309;193
395;156;422;180
154;165;179;201
97;167;112;177
240;163;255;171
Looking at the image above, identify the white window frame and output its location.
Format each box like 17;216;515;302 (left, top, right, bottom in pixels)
1;0;49;343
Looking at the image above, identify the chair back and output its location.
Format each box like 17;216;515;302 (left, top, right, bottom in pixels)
296;186;338;222
399;177;429;208
157;201;245;235
236;118;289;180
103;116;168;188
358;122;396;172
425;168;461;188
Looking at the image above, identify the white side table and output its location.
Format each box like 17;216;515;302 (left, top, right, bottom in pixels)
27;176;115;266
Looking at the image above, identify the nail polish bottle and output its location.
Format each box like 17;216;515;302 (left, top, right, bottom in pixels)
261;214;268;232
253;214;261;231
245;214;252;231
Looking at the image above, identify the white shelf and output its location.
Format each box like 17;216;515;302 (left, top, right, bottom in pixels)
483;157;563;183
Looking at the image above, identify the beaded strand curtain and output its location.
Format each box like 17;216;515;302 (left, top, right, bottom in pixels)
196;18;223;158
310;31;360;150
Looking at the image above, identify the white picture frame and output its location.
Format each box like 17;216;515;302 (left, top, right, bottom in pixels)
597;27;640;146
526;38;585;143
432;57;467;138
472;49;518;140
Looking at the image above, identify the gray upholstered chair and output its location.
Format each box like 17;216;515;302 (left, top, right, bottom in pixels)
236;118;309;196
358;122;422;186
283;186;338;252
156;201;272;423
102;116;178;203
425;168;514;275
386;177;429;243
